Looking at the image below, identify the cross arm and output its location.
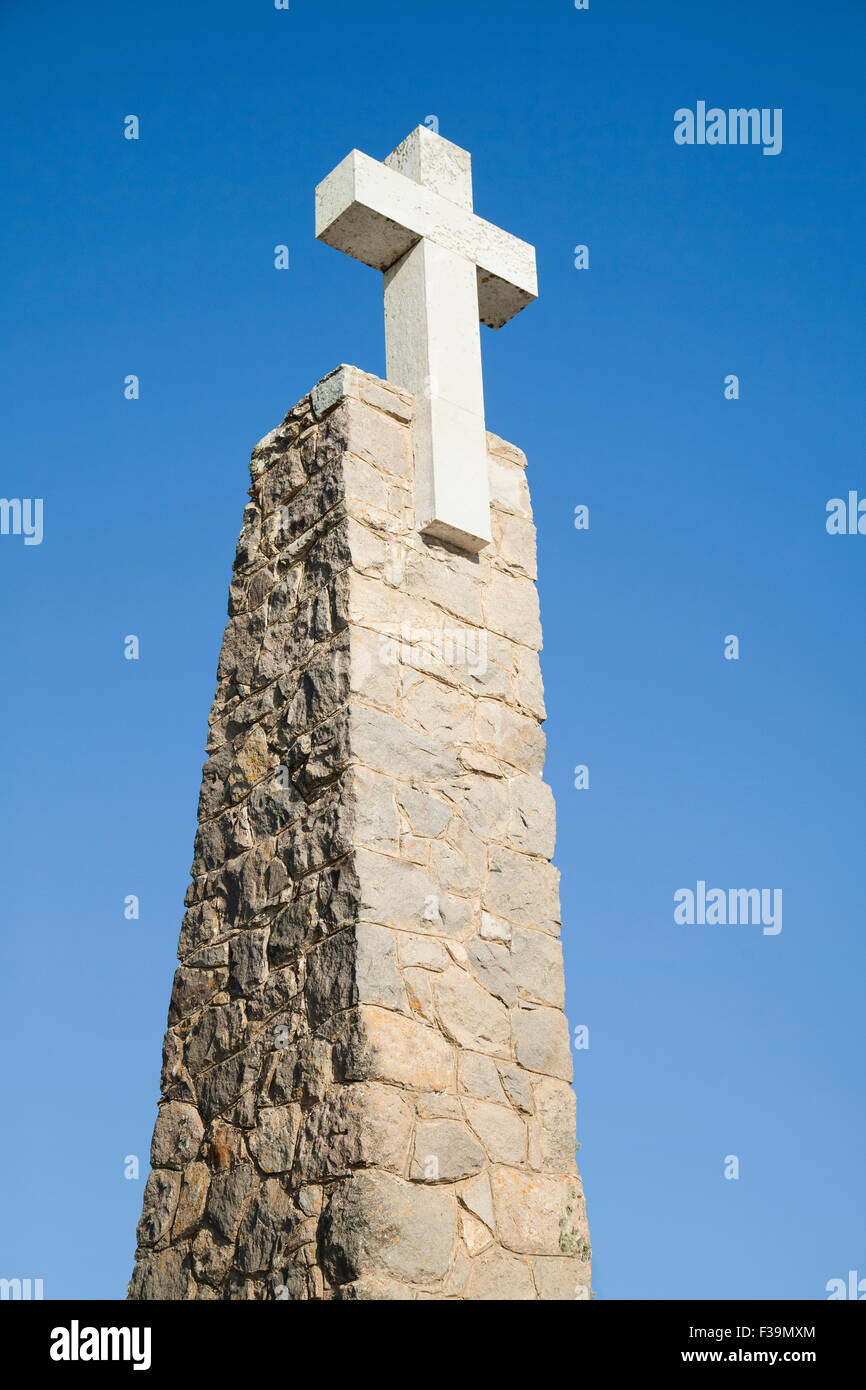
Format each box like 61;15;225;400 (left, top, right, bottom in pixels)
315;149;537;329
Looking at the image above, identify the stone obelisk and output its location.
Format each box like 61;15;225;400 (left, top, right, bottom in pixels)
128;129;591;1301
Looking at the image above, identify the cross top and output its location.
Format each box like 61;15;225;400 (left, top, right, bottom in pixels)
315;126;537;551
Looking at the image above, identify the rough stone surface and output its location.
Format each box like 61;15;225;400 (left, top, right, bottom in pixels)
128;367;589;1300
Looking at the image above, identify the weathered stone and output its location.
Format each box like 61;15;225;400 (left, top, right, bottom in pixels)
305;923;406;1026
150;1103;205;1170
460;1210;494;1255
294;1084;413;1180
160;1029;195;1104
464;1097;526;1165
183;1002;247;1075
137;1169;181;1247
185;941;230;969
191;1226;234;1286
329;1273;414;1301
222;848;287;928
227;723;271;801
236;1179;296;1273
402;834;430;866
449;818;486;880
431;840;479;895
358;375;412;423
487;446;529;517
229;929;269;994
334;1006;454;1093
402;966;435;1023
454;776;510;842
127;1246;193;1300
491;510;538;580
485;845;561;931
172;1163;210;1238
350;766;401;854
466;937;516;1006
348;623;400;707
206;1164;257;1242
458;1172;494;1230
507;775;556;857
168;966;227;1024
268;894;320;965
288;1037;332;1106
223;1273;269;1300
304;929;357;1026
483;569;542;649
331;397;412;479
458;1051;507;1104
532;1077;579;1170
355;922;406;1010
463;1245;536;1301
534;1256;591;1300
511;928;565;1007
403;674;475;746
258;962;300;1018
490;1168;583;1256
196;1044;263;1122
411;1120;485;1182
178;901;225;958
415;1092;461;1120
205;1122;247;1170
512;1006;572;1081
500;1064;534;1114
247;1105;298;1175
320;1171;456;1286
475;701;545;775
480;910;512;944
352;848;472;938
398;933;450;971
350;703;460;781
396;786;451;838
297;1185;321;1217
434;967;510;1056
515;647;546;720
280;795;352;878
440;1244;472;1298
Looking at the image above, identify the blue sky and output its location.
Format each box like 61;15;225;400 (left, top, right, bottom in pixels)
1;0;863;1300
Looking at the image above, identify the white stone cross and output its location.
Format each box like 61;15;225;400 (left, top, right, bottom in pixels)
315;126;537;552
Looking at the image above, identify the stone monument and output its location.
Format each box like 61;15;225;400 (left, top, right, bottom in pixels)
128;127;591;1301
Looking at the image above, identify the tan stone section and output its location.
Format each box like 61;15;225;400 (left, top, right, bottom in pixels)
128;365;590;1301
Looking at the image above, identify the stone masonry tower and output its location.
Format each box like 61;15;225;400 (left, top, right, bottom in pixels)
128;130;591;1301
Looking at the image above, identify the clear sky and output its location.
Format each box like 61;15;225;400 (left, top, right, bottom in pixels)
1;0;863;1301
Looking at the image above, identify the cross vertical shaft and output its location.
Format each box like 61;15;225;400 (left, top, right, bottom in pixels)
315;126;538;552
385;238;490;548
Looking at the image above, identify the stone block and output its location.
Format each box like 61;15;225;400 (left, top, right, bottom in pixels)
489;1167;579;1257
512;1006;573;1081
511;927;566;1008
334;1005;455;1093
434;967;510;1056
319;1171;456;1286
294;1084;413;1181
411;1119;486;1182
463;1246;536;1301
